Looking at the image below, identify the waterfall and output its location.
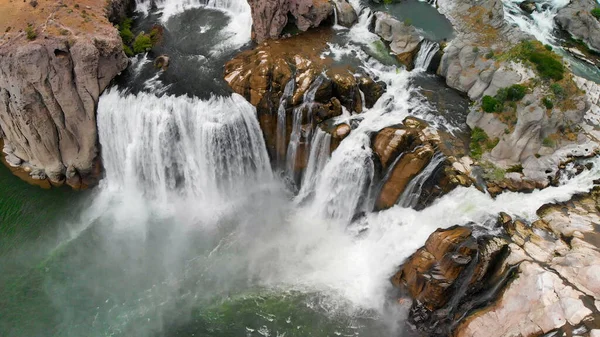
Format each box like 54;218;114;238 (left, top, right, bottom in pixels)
307;133;375;224
276;81;295;167
134;0;252;47
285;76;324;177
501;0;569;45
295;128;332;203
413;40;440;72
97;89;272;201
397;152;445;208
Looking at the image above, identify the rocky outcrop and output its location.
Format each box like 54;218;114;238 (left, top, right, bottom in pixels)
372;118;475;210
394;188;600;337
247;0;356;42
556;0;600;52
0;0;129;188
332;0;357;27
224;30;384;178
373;11;423;68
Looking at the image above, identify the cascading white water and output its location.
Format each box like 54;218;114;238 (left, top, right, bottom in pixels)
413;40;440;72
134;0;252;48
295;128;332;203
285;77;324;177
276;81;295;166
97;89;272;202
397;152;445;208
502;0;569;45
306;133;375;224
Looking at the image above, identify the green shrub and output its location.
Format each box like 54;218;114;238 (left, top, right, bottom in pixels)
482;95;502;113
123;44;133;57
550;83;565;99
25;24;36;40
542;96;554;109
470;127;490;159
507;164;524;173
473;46;479;53
542;137;555;147
132;34;152;54
506;84;527;101
119;18;134;44
485;50;494;59
592;8;600;20
544;44;553;51
529;51;565;81
403;18;413;26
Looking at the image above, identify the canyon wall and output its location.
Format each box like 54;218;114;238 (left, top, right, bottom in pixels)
0;0;130;188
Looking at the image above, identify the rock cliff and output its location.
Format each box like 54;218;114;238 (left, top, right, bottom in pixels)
247;0;357;42
0;0;129;188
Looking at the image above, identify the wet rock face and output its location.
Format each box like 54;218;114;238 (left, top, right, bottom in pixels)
224;31;384;176
247;0;357;42
371;118;474;210
396;189;600;337
556;0;600;52
0;0;129;188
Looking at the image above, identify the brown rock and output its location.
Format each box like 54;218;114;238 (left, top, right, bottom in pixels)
376;144;434;209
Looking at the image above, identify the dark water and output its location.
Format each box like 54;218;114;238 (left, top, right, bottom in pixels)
115;7;250;98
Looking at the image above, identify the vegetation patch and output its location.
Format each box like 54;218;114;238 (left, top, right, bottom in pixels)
506;164;523;173
25;24;36;40
116;17;162;57
481;84;528;113
470;127;499;159
592;8;600;20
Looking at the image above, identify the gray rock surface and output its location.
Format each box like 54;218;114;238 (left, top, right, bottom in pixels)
0;2;128;187
373;11;423;67
333;0;357;27
556;0;600;52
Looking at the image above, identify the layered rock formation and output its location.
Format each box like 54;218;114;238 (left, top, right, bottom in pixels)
247;0;357;42
372;118;474;210
0;0;129;188
393;187;600;337
224;29;384;180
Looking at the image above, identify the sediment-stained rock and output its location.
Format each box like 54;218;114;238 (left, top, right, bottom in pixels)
395;189;600;337
0;0;129;188
224;30;384;177
372;118;475;210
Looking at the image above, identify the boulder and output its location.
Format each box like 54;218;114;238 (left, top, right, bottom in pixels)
376;144;434;209
373;11;423;68
519;1;536;14
332;0;358;27
556;0;600;52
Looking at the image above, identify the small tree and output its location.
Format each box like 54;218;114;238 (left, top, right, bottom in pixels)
25;24;36;40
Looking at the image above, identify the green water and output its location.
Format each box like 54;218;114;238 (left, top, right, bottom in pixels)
0;165;396;337
372;0;455;42
0;164;87;336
